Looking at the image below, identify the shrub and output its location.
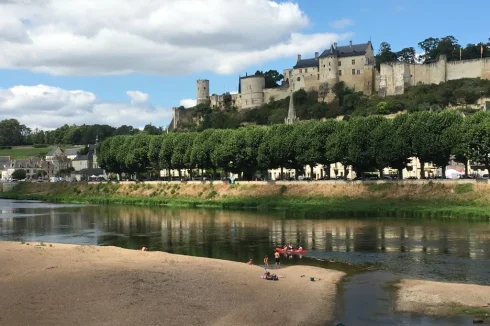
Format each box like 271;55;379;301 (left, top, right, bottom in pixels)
206;190;217;199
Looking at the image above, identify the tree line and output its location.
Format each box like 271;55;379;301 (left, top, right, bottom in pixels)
0;120;166;147
376;36;490;69
97;110;490;181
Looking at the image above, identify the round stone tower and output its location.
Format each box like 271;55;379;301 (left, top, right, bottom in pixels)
240;75;265;109
196;79;210;105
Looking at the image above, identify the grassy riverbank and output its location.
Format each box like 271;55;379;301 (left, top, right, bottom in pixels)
3;181;490;219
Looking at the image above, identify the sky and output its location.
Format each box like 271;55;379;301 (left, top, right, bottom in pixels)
0;0;489;130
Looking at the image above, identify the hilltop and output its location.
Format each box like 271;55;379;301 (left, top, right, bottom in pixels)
173;78;490;131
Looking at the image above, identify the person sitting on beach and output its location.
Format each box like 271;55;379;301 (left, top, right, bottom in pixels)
247;259;253;265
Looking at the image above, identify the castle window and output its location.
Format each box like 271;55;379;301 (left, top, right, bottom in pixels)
299;69;302;73
339;70;342;76
338;61;341;66
329;62;331;66
317;74;319;80
352;69;355;75
297;77;301;81
305;68;308;73
357;69;361;75
352;59;355;65
329;68;331;71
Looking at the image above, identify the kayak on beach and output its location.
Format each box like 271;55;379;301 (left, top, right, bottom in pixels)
275;248;308;254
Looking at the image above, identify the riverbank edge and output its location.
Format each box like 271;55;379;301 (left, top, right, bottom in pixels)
393;279;490;319
0;241;344;325
3;191;490;219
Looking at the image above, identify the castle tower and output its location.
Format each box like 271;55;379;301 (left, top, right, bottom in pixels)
285;91;298;125
196;79;210;105
240;75;265;109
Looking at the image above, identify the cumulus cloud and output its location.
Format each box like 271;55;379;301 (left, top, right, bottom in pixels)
179;99;197;108
328;18;353;29
0;85;172;129
0;0;351;76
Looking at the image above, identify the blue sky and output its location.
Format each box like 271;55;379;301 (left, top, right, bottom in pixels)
0;0;489;129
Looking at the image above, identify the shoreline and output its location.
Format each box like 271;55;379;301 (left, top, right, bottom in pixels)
0;241;343;326
1;241;489;324
4;181;490;219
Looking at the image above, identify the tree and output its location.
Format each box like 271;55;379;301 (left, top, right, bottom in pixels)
144;124;162;135
418;37;440;62
465;111;490;175
397;47;416;64
255;70;284;88
11;169;26;180
427;110;464;178
0;119;28;146
375;42;397;69
318;82;329;102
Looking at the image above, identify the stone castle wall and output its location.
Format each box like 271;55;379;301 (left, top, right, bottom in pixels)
379;56;490;96
263;87;290;103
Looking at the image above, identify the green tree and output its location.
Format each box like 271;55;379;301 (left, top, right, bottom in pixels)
465;111;490;174
397;47;416;63
0;119;28;146
255;70;284;88
11;169;26;180
375;42;397;69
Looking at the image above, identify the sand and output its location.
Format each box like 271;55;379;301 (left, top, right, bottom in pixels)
396;279;490;316
0;242;344;326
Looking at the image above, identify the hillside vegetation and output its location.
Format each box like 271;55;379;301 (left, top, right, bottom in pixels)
176;78;490;131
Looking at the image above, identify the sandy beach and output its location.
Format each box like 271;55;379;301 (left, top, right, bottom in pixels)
0;242;343;326
396;279;490;316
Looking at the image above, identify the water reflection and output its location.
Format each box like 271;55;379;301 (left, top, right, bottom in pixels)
1;199;490;284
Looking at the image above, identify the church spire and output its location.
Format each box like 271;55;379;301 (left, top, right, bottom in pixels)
285;91;298;125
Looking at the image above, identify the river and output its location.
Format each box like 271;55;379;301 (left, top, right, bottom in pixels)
1;199;489;325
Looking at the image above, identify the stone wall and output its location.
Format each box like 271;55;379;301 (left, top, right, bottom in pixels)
380;56;490;96
263;87;290;103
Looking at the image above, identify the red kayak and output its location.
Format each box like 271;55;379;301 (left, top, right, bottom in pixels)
275;248;307;254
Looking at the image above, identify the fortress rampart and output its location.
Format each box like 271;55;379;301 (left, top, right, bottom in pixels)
379;56;490;96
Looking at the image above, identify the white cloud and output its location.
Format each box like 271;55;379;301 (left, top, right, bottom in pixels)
0;85;172;129
179;99;197;108
328;18;353;29
0;0;350;76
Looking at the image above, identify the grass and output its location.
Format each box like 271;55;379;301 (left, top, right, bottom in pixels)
454;183;473;194
0;146;54;159
453;305;490;317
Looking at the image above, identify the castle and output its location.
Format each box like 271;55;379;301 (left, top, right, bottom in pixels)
170;40;490;128
195;40;377;111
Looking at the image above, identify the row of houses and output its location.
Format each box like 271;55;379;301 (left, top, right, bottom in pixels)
0;145;106;182
160;156;490;181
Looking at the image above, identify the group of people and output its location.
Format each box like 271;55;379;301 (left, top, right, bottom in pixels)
283;244;303;251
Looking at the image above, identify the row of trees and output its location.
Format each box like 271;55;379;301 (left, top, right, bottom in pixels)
0;120;166;147
376;36;490;68
98;110;490;181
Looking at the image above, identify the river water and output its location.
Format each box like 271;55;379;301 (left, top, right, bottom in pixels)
1;199;489;325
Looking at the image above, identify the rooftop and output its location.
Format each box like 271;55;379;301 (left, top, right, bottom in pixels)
293;41;372;69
